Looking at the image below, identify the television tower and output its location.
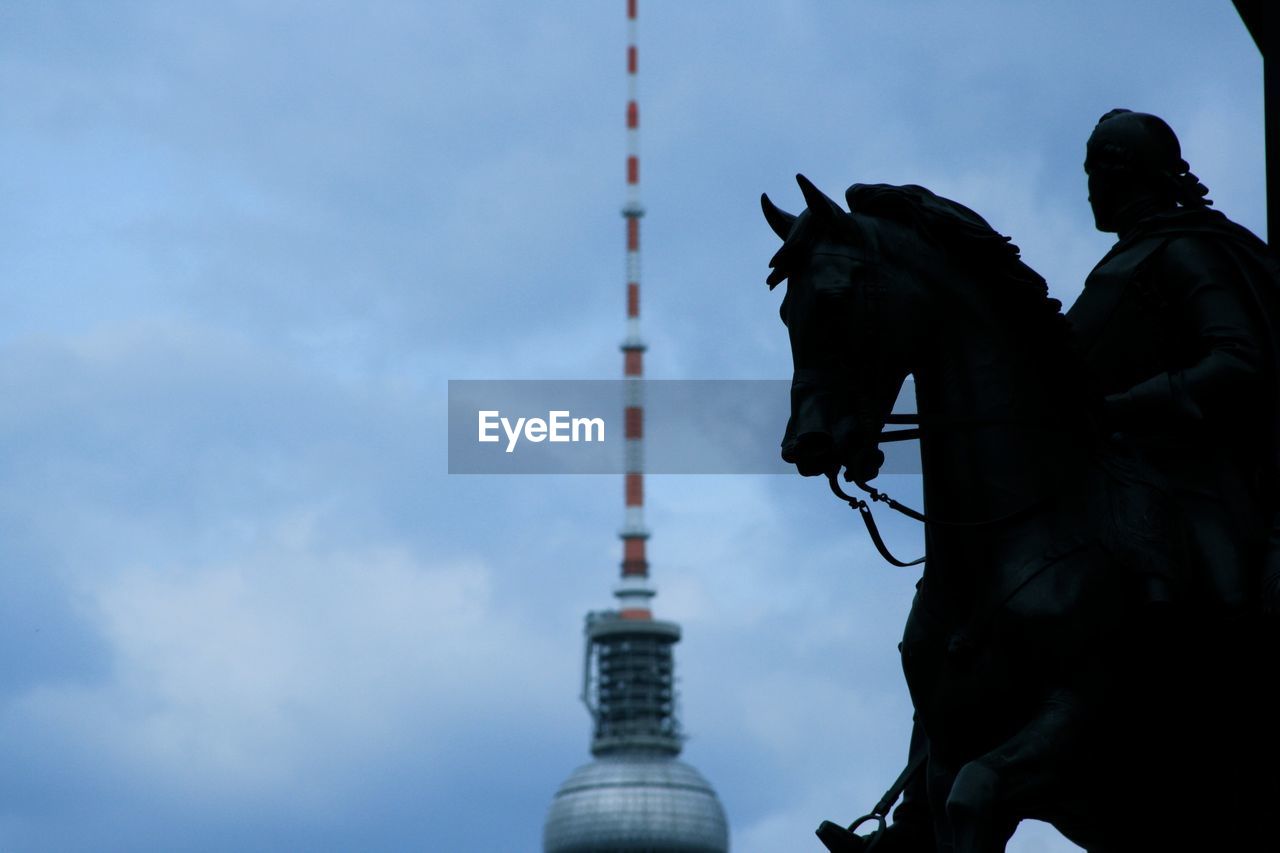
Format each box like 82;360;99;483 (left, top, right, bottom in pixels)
542;3;729;851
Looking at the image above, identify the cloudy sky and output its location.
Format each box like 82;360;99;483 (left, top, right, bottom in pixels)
0;2;1266;851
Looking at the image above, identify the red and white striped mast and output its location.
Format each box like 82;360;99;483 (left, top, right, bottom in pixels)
617;0;652;621
544;13;726;848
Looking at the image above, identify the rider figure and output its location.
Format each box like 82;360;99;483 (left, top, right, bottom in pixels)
1067;108;1280;615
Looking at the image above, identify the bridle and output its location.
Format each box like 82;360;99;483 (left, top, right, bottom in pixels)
824;407;1051;570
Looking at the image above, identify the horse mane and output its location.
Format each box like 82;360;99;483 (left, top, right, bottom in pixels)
845;183;1092;410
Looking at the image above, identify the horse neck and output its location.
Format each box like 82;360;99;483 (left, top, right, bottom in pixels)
910;302;1091;585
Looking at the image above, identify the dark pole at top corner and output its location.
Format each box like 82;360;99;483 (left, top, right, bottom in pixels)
1231;0;1278;245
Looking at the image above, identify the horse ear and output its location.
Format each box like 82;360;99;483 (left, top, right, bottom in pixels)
761;193;797;240
796;173;842;221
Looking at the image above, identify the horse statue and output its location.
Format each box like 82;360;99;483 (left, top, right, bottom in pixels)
759;175;1277;853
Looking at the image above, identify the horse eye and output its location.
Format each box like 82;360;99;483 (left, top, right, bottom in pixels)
814;267;859;299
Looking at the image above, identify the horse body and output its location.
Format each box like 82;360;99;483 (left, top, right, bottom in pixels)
762;177;1248;852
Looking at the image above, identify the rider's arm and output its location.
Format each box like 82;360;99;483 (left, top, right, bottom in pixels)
1104;236;1263;428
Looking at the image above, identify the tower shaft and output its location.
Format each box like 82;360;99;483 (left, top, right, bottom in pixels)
618;0;651;622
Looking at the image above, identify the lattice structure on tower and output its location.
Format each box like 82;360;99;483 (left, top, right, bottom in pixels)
582;612;680;755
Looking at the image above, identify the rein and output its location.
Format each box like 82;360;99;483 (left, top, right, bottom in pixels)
878;412;1061;444
827;471;1047;568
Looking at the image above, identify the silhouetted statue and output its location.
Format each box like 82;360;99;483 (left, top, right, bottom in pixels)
760;124;1279;851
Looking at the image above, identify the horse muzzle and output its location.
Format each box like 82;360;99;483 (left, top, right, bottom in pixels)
783;371;886;480
781;414;884;481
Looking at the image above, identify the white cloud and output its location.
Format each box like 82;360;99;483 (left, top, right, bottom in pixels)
8;516;568;816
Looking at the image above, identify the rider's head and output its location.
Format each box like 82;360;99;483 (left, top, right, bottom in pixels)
1084;109;1211;233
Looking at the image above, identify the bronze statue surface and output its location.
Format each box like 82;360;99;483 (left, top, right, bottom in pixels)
761;113;1280;851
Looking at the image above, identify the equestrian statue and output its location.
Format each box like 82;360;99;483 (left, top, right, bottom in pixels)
760;111;1280;853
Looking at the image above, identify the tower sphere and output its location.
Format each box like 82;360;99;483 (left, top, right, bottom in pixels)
544;755;729;853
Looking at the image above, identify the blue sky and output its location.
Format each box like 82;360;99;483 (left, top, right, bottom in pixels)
0;2;1266;851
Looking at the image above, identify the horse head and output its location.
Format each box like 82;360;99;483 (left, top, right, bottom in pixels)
762;175;919;483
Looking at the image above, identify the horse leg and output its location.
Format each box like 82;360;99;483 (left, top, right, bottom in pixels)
944;687;1085;853
943;761;1016;853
